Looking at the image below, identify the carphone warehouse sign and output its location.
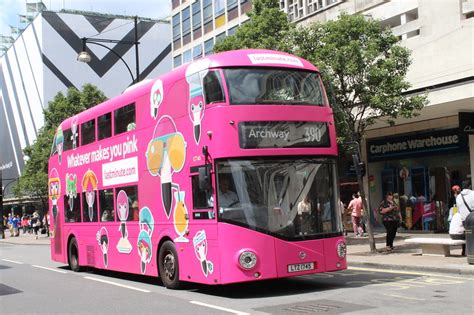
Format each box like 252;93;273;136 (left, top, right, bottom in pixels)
367;128;467;162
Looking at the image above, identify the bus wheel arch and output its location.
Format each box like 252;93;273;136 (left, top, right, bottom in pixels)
67;235;82;272
157;238;181;289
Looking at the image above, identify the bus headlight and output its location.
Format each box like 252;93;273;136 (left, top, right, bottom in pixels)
336;241;347;258
238;251;257;270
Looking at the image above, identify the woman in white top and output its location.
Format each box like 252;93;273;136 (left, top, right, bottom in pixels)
449;212;465;256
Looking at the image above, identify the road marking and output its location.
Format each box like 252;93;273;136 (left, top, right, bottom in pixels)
348;266;472;280
190;301;250;315
32;265;67;273
384;293;426;301
84;276;151;293
2;259;24;264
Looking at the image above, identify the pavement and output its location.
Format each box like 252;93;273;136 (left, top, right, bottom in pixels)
1;229;473;276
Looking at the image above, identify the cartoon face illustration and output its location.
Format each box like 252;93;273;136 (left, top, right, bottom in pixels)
139;207;154;233
146;116;186;218
116;190;129;222
96;227;109;268
150;79;164;119
65;173;77;211
55;126;64;164
185;59;210;144
71;116;78;149
193;230;213;277
82;170;98;222
137;231;152;274
116;190;133;254
49;168;61;222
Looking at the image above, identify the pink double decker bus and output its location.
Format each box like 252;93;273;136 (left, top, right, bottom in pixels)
48;49;346;289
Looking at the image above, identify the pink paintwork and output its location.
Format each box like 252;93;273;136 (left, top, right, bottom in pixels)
49;49;346;286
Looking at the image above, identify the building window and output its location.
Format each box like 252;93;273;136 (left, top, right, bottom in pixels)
228;25;238;36
172;13;181;41
98;112;111;140
203;0;213;24
174;55;182;68
183;49;192;63
214;0;225;16
215;32;226;44
204;38;214;55
81;119;95;146
114;103;136;135
228;0;238;10
192;0;202;31
172;0;180;9
182;6;191;36
193;44;203;60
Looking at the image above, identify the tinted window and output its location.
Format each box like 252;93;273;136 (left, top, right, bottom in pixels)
204;70;225;104
63;128;73;151
114;103;136;135
81;119;96;145
82;191;98;222
64;194;81;223
192;173;213;209
98;113;112;140
99;189;114;222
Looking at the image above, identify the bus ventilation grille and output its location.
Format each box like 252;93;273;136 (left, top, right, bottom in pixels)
86;245;95;265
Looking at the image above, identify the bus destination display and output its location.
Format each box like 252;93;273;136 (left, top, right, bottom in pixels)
239;121;330;149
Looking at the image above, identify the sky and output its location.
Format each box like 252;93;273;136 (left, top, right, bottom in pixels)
0;0;171;38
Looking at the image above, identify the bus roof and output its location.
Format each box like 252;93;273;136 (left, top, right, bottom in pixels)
59;49;319;128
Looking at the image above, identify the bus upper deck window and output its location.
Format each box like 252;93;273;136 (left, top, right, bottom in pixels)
203;70;225;104
98;112;112;140
63;128;73;151
81;119;96;146
114;103;136;135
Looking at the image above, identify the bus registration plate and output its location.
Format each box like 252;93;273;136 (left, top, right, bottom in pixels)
287;262;315;273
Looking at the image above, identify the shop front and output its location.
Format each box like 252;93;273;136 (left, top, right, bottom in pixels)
366;127;470;232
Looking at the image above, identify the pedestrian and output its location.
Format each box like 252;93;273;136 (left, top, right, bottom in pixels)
21;215;29;234
347;192;364;237
449;212;466;256
448;185;461;223
378;191;402;251
7;213;14;237
456;180;473;224
32;211;41;239
12;215;20;237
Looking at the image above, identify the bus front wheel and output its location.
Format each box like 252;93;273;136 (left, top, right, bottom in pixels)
68;238;82;272
158;241;181;289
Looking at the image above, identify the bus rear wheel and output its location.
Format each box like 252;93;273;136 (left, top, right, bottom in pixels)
158;241;181;289
68;237;82;272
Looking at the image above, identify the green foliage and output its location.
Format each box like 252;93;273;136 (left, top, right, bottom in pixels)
213;0;293;53
289;13;427;144
13;84;107;201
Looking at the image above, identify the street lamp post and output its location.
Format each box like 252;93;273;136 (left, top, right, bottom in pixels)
77;16;140;84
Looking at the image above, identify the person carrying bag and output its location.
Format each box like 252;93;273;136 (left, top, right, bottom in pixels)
379;191;402;251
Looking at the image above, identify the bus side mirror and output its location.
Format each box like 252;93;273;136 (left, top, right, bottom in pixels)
199;166;211;190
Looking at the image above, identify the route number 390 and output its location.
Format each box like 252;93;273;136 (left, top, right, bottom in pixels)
304;127;322;142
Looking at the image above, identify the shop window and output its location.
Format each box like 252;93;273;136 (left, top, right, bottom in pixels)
81;119;95;146
99;189;114;222
63;128;73;151
116;185;139;221
204;70;225;104
82;191;98;222
64;194;81;223
114;103;136;135
98;112;111;140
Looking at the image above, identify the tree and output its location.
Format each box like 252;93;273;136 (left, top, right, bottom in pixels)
290;13;428;252
213;0;293;53
13;84;107;225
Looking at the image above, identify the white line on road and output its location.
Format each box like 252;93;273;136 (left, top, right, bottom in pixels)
84;276;151;293
348;266;472;280
190;301;250;315
32;265;67;274
2;259;24;264
384;293;426;301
